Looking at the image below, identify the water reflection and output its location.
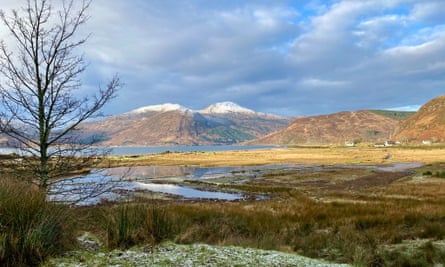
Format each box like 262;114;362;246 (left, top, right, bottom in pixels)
49;162;423;206
103;164;297;181
135;182;244;201
48;170;249;206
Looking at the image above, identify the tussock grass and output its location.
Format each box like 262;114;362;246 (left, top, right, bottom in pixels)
0;178;76;267
90;203;175;249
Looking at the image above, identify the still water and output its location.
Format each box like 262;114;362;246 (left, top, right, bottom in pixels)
48;166;256;206
0;145;275;156
109;145;275;155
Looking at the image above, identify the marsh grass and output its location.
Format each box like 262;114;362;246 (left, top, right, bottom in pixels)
0;178;76;267
63;169;445;266
100;203;175;249
101;147;445;168
5;147;445;266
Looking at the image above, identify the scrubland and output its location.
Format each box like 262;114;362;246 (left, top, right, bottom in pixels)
2;146;445;266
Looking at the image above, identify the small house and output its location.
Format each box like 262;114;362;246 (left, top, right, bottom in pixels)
385;140;396;147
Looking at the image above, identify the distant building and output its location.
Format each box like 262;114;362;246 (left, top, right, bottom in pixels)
345;141;355;147
374;143;385;147
422;140;432;145
385;140;396;147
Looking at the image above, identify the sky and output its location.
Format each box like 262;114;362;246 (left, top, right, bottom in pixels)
1;0;445;117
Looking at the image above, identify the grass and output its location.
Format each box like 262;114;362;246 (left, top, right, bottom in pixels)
103;203;175;249
70;167;445;266
369;110;415;121
100;146;445;168
70;193;445;266
44;241;351;267
3;147;445;266
0;178;76;267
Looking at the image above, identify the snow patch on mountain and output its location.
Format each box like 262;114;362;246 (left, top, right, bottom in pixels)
201;102;255;114
129;103;189;114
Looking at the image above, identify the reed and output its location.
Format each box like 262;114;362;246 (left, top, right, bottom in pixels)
102;203;175;249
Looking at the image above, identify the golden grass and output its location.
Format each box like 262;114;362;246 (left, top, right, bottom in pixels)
102;146;445;168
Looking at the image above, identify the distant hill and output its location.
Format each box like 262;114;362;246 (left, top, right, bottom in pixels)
4;96;445;148
369;110;415;121
78;102;290;146
394;95;445;143
251;110;398;145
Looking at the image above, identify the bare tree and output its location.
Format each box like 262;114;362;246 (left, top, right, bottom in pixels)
0;0;121;191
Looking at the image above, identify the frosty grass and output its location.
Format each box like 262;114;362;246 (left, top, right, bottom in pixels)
45;242;351;267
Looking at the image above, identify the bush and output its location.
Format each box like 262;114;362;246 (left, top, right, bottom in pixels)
435;171;445;178
0;178;76;267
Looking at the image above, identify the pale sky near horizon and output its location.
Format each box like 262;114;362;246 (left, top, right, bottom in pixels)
1;0;444;116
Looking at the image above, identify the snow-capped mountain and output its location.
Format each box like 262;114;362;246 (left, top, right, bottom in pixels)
130;101;255;115
129;103;190;114
201;102;255;114
78;102;290;146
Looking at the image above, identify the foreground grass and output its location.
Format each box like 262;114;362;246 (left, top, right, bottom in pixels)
0;179;76;267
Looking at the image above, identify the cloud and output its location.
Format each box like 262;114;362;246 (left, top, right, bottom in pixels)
0;0;444;116
410;1;445;23
301;78;350;88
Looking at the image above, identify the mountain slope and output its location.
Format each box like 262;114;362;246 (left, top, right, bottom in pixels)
79;102;290;146
394;95;445;143
252;110;398;145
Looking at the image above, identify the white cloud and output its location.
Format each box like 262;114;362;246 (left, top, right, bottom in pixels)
1;0;444;116
410;1;445;23
301;78;350;88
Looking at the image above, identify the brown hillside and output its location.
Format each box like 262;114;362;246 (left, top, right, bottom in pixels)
394;95;445;143
253;110;398;145
82;110;206;146
79;109;289;146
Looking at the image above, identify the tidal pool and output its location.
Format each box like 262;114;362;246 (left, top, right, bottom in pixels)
48;162;422;206
135;182;244;201
48;171;250;206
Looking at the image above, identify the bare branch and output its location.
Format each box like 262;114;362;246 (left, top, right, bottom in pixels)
0;0;121;195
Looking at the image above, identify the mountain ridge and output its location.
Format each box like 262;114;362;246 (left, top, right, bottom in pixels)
5;96;445;148
393;95;445;143
79;102;290;146
250;110;400;145
127;101;258;115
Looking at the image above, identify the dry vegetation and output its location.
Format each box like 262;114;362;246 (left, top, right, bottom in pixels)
91;146;445;266
3;146;445;266
102;146;445;167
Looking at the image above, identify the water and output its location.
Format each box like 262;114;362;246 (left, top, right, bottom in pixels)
48;174;125;206
48;170;249;206
108;145;274;155
375;162;423;172
103;165;268;180
45;163;331;205
135;183;244;201
0;145;275;156
49;161;424;205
